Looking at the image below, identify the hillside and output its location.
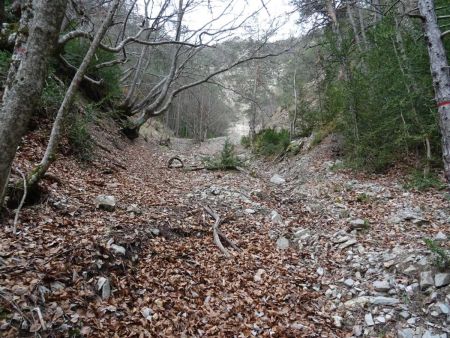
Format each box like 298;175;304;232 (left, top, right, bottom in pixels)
1;0;450;337
1;118;449;337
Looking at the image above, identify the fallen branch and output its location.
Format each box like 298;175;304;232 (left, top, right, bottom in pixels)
12;168;27;235
33;307;47;331
183;166;205;171
203;205;232;257
168;156;184;168
0;290;32;323
217;228;241;252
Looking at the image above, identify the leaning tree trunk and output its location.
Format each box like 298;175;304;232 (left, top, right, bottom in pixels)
0;0;67;207
418;0;450;182
27;0;121;187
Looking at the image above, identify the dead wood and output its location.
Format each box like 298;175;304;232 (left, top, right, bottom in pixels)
12;168;26;235
183;166;205;171
203;205;234;258
204;206;241;257
168;156;184;168
217;228;241;251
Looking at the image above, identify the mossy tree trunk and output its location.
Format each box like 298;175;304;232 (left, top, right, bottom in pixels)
0;0;67;208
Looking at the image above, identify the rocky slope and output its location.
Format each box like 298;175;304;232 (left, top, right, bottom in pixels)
0;123;449;337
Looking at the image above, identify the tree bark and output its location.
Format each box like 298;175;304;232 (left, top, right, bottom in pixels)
347;2;362;52
418;0;450;181
290;69;298;140
0;0;67;207
0;0;5;27
27;0;121;186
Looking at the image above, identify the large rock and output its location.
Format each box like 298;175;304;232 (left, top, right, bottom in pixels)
373;280;390;292
349;219;366;230
389;207;424;224
110;244;126;255
270;174;286;185
435;273;450;288
397;328;414;338
339;238;358;250
420;271;434;290
422;330;447;338
95;195;116;211
364;313;374;326
370;296;399;306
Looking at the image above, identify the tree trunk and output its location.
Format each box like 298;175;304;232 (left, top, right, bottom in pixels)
0;0;67;207
249;63;259;141
418;0;450;181
347;2;362;51
290;69;298;140
357;7;368;49
0;0;5;27
27;0;121;187
372;0;383;22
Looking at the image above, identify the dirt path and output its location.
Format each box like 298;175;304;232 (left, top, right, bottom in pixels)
1;127;449;337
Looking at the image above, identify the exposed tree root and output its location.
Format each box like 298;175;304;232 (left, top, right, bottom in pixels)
203;205;240;257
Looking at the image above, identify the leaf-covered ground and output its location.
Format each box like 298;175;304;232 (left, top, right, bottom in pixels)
1;120;449;337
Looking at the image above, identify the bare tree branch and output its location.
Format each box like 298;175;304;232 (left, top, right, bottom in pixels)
59;55;103;85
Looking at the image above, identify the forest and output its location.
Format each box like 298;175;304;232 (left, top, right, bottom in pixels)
0;0;449;337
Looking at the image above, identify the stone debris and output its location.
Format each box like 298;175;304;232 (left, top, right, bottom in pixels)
434;231;447;241
270;174;286;185
270;210;283;225
397;328;414;338
373;280;390;292
110;244;126;255
126;203;142;215
364;313;374;326
276;237;289;250
435;273;450;288
344;278;355;287
370;296;399;306
95;195;116;211
420;271;435;290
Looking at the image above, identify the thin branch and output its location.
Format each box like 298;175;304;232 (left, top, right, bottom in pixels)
203;205;231;258
94;58;128;69
442;30;450;38
59;55;103;85
60;29;204;53
153;46;292;117
407;13;425;21
0;290;32;323
12;168;26;235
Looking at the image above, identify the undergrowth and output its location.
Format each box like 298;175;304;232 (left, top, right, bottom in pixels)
424;238;450;270
204;139;242;170
65;105;96;162
0;50;11;86
242;128;290;157
404;170;446;191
